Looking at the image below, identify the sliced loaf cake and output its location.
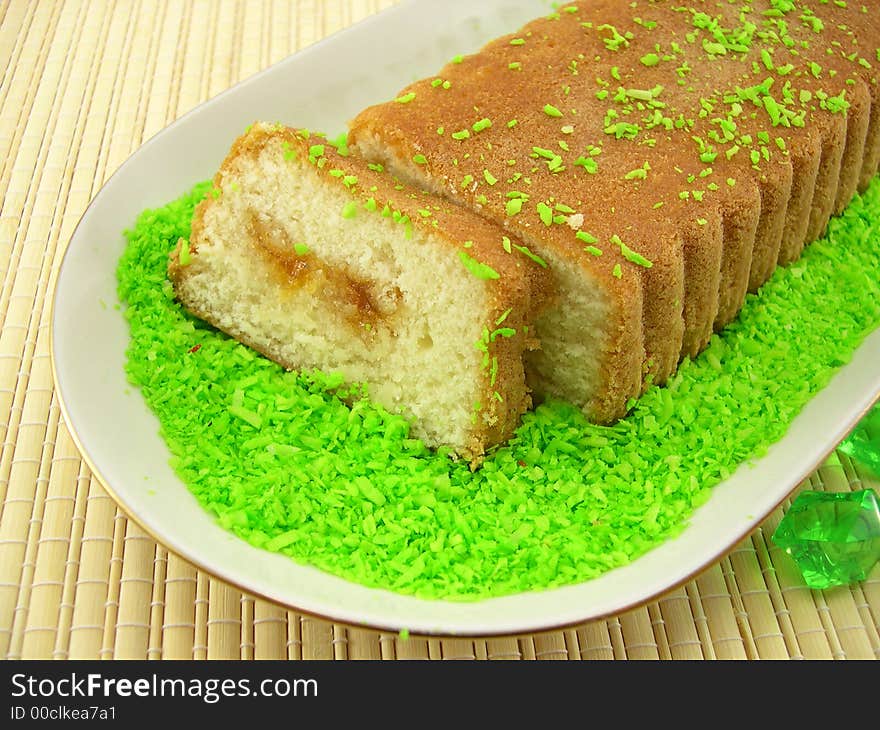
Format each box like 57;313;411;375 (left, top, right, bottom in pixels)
349;0;880;423
168;123;551;464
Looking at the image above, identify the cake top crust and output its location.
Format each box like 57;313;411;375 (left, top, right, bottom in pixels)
349;0;880;284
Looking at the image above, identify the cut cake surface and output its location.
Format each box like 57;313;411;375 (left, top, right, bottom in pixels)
168;123;551;464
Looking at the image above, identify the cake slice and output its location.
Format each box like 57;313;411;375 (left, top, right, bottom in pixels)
167;123;550;464
349;0;880;422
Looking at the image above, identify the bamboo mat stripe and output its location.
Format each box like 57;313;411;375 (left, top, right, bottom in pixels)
0;0;878;660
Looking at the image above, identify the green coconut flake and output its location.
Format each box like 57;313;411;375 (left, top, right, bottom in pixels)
537;202;554;226
612;235;653;268
472;118;493;133
575;230;598;244
513;244;548;268
341;201;359;219
178;240;191;266
229;405;262;429
117;176;880;601
329;132;349;157
506;198;524;216
457;250;500;280
574;156;598;173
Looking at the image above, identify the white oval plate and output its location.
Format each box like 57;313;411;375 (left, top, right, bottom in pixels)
50;0;880;636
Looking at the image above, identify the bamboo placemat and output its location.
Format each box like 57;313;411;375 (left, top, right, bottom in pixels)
1;0;878;661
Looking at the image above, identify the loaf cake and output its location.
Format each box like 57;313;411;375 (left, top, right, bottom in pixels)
167;123;550;464
349;0;880;423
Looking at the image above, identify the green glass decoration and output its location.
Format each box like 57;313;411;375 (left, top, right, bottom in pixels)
772;490;880;589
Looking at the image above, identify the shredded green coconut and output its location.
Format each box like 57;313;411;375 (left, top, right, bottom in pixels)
117;177;880;601
457;250;500;280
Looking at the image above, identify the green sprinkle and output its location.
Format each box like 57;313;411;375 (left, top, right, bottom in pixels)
342;201;358;219
413;154;428;165
612;263;623;278
228;405;262;429
640;53;660;67
544;104;563;118
458;251;500;280
293;243;310;256
330;132;349;157
452;129;471;141
537;202;553;226
178;240;191;266
396;92;416;103
624;162;650;181
574;156;598;173
513;244;548;268
576;230;598;244
612;235;653;268
473;118;493;133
